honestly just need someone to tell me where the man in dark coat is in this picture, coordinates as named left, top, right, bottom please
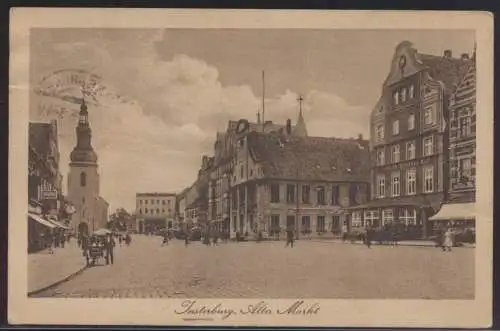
left=105, top=234, right=115, bottom=265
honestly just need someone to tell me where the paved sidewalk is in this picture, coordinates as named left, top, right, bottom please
left=309, top=238, right=475, bottom=248
left=28, top=241, right=87, bottom=295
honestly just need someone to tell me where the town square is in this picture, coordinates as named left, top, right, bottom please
left=26, top=28, right=476, bottom=300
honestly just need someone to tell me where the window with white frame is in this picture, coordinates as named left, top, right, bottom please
left=460, top=117, right=472, bottom=137
left=375, top=124, right=384, bottom=140
left=400, top=208, right=417, bottom=225
left=409, top=85, right=415, bottom=99
left=423, top=136, right=433, bottom=156
left=392, top=119, right=400, bottom=135
left=391, top=172, right=401, bottom=197
left=352, top=211, right=363, bottom=228
left=376, top=174, right=385, bottom=198
left=406, top=141, right=416, bottom=160
left=459, top=158, right=472, bottom=181
left=406, top=169, right=416, bottom=195
left=424, top=106, right=435, bottom=125
left=382, top=209, right=393, bottom=226
left=393, top=91, right=399, bottom=105
left=423, top=165, right=434, bottom=193
left=401, top=88, right=407, bottom=103
left=408, top=114, right=415, bottom=130
left=364, top=210, right=379, bottom=227
left=376, top=149, right=385, bottom=166
left=391, top=144, right=400, bottom=163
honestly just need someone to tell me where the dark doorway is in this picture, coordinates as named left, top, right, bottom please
left=167, top=221, right=172, bottom=229
left=78, top=222, right=89, bottom=236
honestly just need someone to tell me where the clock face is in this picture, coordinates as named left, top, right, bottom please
left=399, top=55, right=407, bottom=69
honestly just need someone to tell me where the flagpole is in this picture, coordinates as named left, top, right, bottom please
left=262, top=70, right=265, bottom=130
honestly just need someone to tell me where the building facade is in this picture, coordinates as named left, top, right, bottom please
left=28, top=120, right=66, bottom=252
left=347, top=41, right=472, bottom=238
left=67, top=100, right=109, bottom=235
left=135, top=192, right=176, bottom=233
left=429, top=54, right=476, bottom=229
left=207, top=115, right=304, bottom=235
left=229, top=125, right=371, bottom=239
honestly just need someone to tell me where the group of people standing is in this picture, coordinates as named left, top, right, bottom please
left=39, top=229, right=70, bottom=254
left=78, top=232, right=132, bottom=266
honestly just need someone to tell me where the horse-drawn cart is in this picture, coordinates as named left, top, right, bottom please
left=87, top=243, right=105, bottom=266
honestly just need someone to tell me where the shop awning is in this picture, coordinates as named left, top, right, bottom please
left=28, top=213, right=56, bottom=228
left=49, top=219, right=71, bottom=230
left=429, top=203, right=475, bottom=221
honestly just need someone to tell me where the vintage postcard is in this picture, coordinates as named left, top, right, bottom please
left=9, top=8, right=493, bottom=327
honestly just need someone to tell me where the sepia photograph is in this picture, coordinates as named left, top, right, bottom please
left=9, top=9, right=493, bottom=327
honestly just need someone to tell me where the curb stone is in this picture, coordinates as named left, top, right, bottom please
left=28, top=264, right=88, bottom=297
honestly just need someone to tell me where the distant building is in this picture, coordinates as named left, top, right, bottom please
left=67, top=100, right=109, bottom=234
left=347, top=41, right=472, bottom=238
left=430, top=52, right=476, bottom=229
left=135, top=192, right=176, bottom=233
left=230, top=126, right=371, bottom=239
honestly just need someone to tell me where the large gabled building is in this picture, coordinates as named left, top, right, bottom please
left=229, top=123, right=371, bottom=239
left=346, top=41, right=472, bottom=238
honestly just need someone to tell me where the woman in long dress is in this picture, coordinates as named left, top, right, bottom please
left=443, top=228, right=454, bottom=252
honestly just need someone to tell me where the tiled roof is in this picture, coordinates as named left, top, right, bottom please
left=247, top=132, right=370, bottom=182
left=416, top=53, right=471, bottom=94
left=29, top=122, right=52, bottom=156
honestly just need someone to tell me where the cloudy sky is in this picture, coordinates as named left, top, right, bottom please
left=29, top=28, right=474, bottom=212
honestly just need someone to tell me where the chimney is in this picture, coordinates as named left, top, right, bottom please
left=286, top=119, right=292, bottom=135
left=461, top=53, right=469, bottom=60
left=444, top=50, right=452, bottom=58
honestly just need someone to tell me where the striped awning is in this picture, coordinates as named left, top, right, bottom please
left=429, top=203, right=475, bottom=221
left=28, top=213, right=56, bottom=228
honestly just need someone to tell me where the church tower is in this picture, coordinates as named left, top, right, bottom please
left=293, top=95, right=308, bottom=137
left=67, top=99, right=102, bottom=234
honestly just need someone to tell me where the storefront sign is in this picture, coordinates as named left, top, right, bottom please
left=42, top=190, right=58, bottom=200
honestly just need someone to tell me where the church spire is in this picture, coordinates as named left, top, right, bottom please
left=293, top=94, right=308, bottom=137
left=70, top=97, right=97, bottom=165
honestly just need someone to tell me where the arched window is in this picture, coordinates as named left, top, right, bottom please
left=80, top=172, right=86, bottom=187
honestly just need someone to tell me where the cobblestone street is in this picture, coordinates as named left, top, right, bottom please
left=33, top=235, right=474, bottom=299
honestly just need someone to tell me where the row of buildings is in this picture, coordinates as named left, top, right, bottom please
left=28, top=100, right=109, bottom=252
left=134, top=41, right=476, bottom=240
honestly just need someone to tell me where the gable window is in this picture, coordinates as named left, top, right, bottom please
left=392, top=119, right=400, bottom=135
left=270, top=184, right=280, bottom=203
left=409, top=85, right=415, bottom=99
left=406, top=169, right=416, bottom=195
left=406, top=141, right=415, bottom=160
left=424, top=106, right=435, bottom=125
left=286, top=184, right=296, bottom=203
left=423, top=136, right=433, bottom=156
left=460, top=117, right=472, bottom=137
left=423, top=165, right=434, bottom=193
left=302, top=185, right=310, bottom=204
left=375, top=124, right=384, bottom=140
left=376, top=174, right=385, bottom=198
left=80, top=172, right=86, bottom=187
left=401, top=88, right=407, bottom=103
left=408, top=114, right=415, bottom=130
left=391, top=144, right=400, bottom=163
left=391, top=172, right=401, bottom=197
left=376, top=149, right=385, bottom=166
left=317, top=186, right=326, bottom=205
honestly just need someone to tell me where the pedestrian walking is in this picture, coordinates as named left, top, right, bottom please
left=161, top=232, right=169, bottom=246
left=105, top=234, right=115, bottom=265
left=118, top=235, right=123, bottom=247
left=60, top=232, right=65, bottom=248
left=47, top=232, right=54, bottom=254
left=184, top=234, right=189, bottom=247
left=285, top=229, right=294, bottom=248
left=365, top=227, right=372, bottom=248
left=125, top=233, right=131, bottom=246
left=442, top=227, right=454, bottom=252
